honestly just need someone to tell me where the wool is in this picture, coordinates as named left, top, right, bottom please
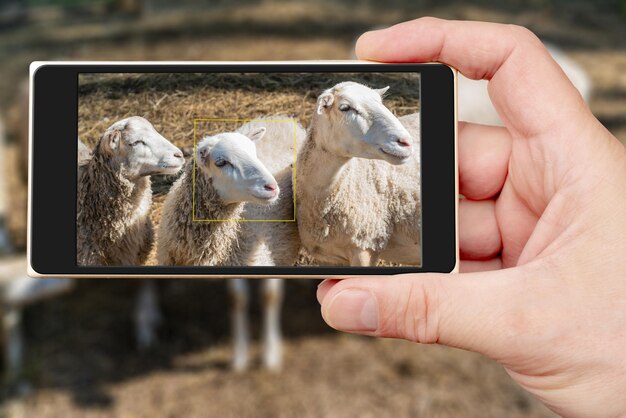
left=297, top=109, right=422, bottom=266
left=77, top=141, right=153, bottom=266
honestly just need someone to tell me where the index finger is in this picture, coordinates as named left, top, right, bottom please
left=356, top=18, right=592, bottom=138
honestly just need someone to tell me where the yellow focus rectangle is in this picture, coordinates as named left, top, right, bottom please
left=192, top=118, right=298, bottom=223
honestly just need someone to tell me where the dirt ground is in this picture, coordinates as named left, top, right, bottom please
left=4, top=279, right=555, bottom=418
left=1, top=1, right=625, bottom=417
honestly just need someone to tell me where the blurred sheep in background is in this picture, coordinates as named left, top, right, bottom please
left=0, top=118, right=11, bottom=256
left=1, top=98, right=74, bottom=392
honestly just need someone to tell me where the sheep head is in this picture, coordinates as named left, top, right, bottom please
left=196, top=127, right=279, bottom=205
left=98, top=116, right=184, bottom=179
left=314, top=81, right=413, bottom=165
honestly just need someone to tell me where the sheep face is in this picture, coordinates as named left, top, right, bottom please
left=100, top=116, right=184, bottom=180
left=196, top=127, right=279, bottom=205
left=315, top=82, right=413, bottom=165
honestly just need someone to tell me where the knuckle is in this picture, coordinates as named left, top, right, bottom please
left=416, top=16, right=440, bottom=26
left=507, top=24, right=543, bottom=47
left=387, top=278, right=442, bottom=344
left=460, top=200, right=502, bottom=258
left=476, top=232, right=502, bottom=258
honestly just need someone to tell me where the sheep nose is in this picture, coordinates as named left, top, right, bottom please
left=174, top=151, right=184, bottom=159
left=264, top=182, right=278, bottom=192
left=396, top=138, right=412, bottom=147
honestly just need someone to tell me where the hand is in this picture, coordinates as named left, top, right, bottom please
left=317, top=18, right=626, bottom=418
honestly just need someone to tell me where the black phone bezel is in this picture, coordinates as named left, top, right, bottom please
left=29, top=62, right=457, bottom=277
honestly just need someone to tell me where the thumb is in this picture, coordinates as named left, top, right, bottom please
left=317, top=269, right=527, bottom=360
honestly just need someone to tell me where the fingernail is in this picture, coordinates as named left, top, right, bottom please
left=325, top=289, right=378, bottom=332
left=317, top=279, right=340, bottom=304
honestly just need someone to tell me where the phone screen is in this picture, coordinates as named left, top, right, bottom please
left=76, top=72, right=421, bottom=268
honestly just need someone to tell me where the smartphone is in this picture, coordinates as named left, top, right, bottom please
left=28, top=61, right=458, bottom=278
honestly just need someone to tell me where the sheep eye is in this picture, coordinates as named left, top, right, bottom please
left=214, top=158, right=230, bottom=168
left=338, top=104, right=352, bottom=112
left=129, top=140, right=145, bottom=147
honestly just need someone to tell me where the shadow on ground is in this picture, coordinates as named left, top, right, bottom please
left=22, top=279, right=324, bottom=407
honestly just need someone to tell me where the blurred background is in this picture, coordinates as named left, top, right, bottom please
left=0, top=1, right=625, bottom=417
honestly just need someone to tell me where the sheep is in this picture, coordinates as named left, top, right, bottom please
left=8, top=80, right=29, bottom=185
left=77, top=116, right=184, bottom=266
left=296, top=81, right=421, bottom=267
left=157, top=119, right=304, bottom=370
left=458, top=43, right=591, bottom=125
left=5, top=80, right=29, bottom=250
left=1, top=116, right=74, bottom=388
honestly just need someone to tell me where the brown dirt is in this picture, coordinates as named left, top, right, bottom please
left=1, top=1, right=625, bottom=417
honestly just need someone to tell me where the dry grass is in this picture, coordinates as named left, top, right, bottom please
left=78, top=72, right=420, bottom=149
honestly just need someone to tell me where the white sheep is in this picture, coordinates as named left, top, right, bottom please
left=77, top=116, right=184, bottom=266
left=297, top=81, right=421, bottom=266
left=458, top=43, right=591, bottom=125
left=157, top=119, right=304, bottom=370
left=77, top=116, right=184, bottom=350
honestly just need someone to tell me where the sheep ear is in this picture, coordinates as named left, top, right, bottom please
left=196, top=137, right=218, bottom=162
left=375, top=86, right=390, bottom=97
left=247, top=127, right=266, bottom=142
left=198, top=146, right=210, bottom=161
left=102, top=130, right=121, bottom=154
left=316, top=92, right=334, bottom=115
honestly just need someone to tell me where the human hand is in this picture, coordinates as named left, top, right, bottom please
left=317, top=18, right=626, bottom=418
